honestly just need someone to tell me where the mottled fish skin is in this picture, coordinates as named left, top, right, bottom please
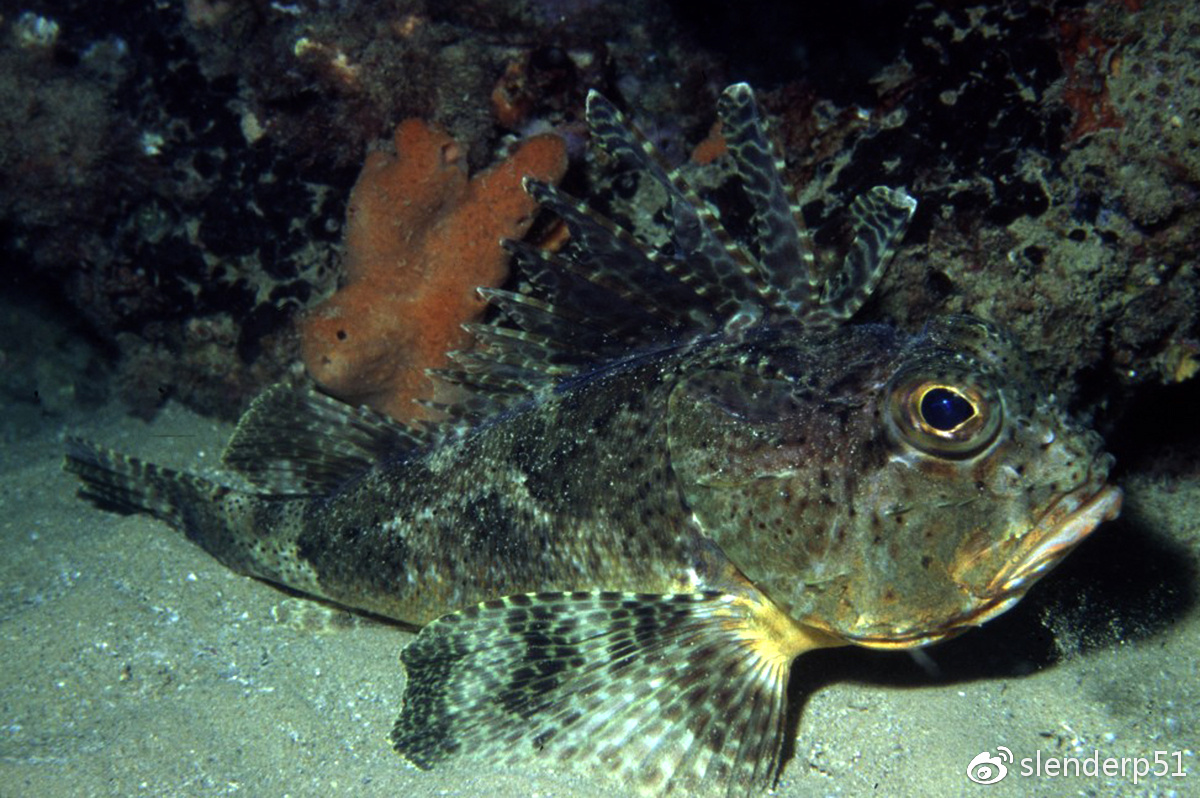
left=668, top=315, right=1116, bottom=648
left=65, top=83, right=1122, bottom=797
left=264, top=343, right=724, bottom=623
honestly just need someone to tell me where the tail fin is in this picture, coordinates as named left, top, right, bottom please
left=64, top=435, right=273, bottom=582
left=64, top=438, right=222, bottom=530
left=65, top=438, right=333, bottom=600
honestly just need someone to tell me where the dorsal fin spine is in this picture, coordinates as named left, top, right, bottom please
left=438, top=85, right=917, bottom=429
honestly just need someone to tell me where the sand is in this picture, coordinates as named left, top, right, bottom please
left=0, top=401, right=1195, bottom=797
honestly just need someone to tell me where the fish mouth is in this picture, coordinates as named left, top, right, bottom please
left=973, top=481, right=1123, bottom=608
left=822, top=481, right=1123, bottom=650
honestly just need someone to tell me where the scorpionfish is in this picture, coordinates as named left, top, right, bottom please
left=66, top=84, right=1122, bottom=796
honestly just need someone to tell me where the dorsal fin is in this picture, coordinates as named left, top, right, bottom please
left=584, top=90, right=762, bottom=323
left=816, top=185, right=918, bottom=325
left=222, top=380, right=428, bottom=495
left=435, top=83, right=918, bottom=424
left=716, top=82, right=822, bottom=314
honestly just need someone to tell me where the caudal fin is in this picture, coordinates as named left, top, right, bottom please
left=64, top=438, right=223, bottom=528
left=66, top=438, right=332, bottom=602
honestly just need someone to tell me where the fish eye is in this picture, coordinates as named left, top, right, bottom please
left=887, top=377, right=1001, bottom=458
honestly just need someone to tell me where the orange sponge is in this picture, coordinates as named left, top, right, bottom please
left=300, top=119, right=567, bottom=422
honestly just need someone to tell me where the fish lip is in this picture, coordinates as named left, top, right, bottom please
left=948, top=480, right=1123, bottom=635
left=816, top=481, right=1124, bottom=650
left=979, top=481, right=1123, bottom=601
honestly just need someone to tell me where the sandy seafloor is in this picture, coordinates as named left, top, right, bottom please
left=0, top=398, right=1197, bottom=798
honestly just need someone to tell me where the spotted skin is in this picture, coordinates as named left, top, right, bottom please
left=64, top=84, right=1121, bottom=796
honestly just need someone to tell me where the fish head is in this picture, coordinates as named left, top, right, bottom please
left=669, top=315, right=1121, bottom=650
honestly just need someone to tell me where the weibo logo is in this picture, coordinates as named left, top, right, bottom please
left=966, top=747, right=1014, bottom=784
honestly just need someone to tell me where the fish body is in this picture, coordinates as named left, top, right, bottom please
left=66, top=84, right=1121, bottom=795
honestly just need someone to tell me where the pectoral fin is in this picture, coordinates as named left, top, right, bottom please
left=392, top=589, right=840, bottom=795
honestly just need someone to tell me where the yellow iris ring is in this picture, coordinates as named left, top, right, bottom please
left=888, top=378, right=1002, bottom=458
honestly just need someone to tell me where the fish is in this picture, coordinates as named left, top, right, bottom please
left=64, top=83, right=1122, bottom=796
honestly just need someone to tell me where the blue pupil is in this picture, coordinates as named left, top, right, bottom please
left=920, top=388, right=974, bottom=431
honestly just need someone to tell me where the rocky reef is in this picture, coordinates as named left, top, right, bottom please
left=1, top=0, right=1197, bottom=437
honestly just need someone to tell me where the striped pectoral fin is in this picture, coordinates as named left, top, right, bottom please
left=392, top=589, right=841, bottom=796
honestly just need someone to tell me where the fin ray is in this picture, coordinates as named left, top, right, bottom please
left=64, top=438, right=218, bottom=527
left=816, top=186, right=918, bottom=324
left=717, top=83, right=821, bottom=316
left=439, top=86, right=917, bottom=421
left=585, top=91, right=763, bottom=322
left=392, top=590, right=833, bottom=795
left=222, top=381, right=424, bottom=494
